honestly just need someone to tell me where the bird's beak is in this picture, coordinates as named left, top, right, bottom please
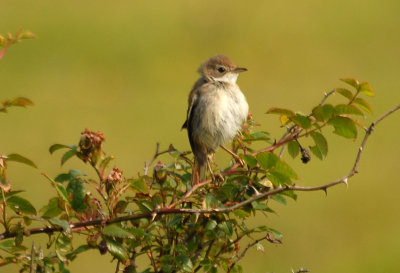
left=234, top=67, right=247, bottom=73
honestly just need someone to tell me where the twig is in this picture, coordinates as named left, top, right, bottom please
left=0, top=105, right=398, bottom=241
left=227, top=234, right=271, bottom=273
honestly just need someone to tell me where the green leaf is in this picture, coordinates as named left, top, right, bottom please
left=328, top=116, right=357, bottom=139
left=41, top=197, right=62, bottom=218
left=274, top=159, right=298, bottom=179
left=56, top=183, right=69, bottom=202
left=167, top=214, right=182, bottom=227
left=105, top=238, right=128, bottom=261
left=272, top=194, right=287, bottom=205
left=242, top=131, right=272, bottom=143
left=49, top=218, right=71, bottom=233
left=99, top=156, right=114, bottom=169
left=176, top=254, right=193, bottom=272
left=5, top=154, right=37, bottom=168
left=256, top=152, right=278, bottom=170
left=334, top=104, right=363, bottom=116
left=205, top=220, right=217, bottom=231
left=267, top=172, right=292, bottom=186
left=205, top=193, right=218, bottom=208
left=233, top=209, right=250, bottom=218
left=312, top=106, right=325, bottom=122
left=335, top=88, right=353, bottom=100
left=266, top=107, right=295, bottom=117
left=241, top=154, right=257, bottom=168
left=61, top=150, right=77, bottom=166
left=281, top=190, right=297, bottom=200
left=49, top=144, right=75, bottom=154
left=130, top=178, right=150, bottom=194
left=354, top=98, right=373, bottom=113
left=0, top=239, right=27, bottom=253
left=66, top=179, right=87, bottom=212
left=322, top=104, right=335, bottom=120
left=359, top=82, right=374, bottom=97
left=7, top=196, right=37, bottom=215
left=103, top=225, right=133, bottom=238
left=340, top=78, right=359, bottom=89
left=128, top=227, right=145, bottom=237
left=290, top=115, right=312, bottom=129
left=310, top=132, right=328, bottom=160
left=66, top=245, right=91, bottom=261
left=287, top=141, right=300, bottom=159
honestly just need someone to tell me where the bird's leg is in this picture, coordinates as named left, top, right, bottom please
left=220, top=145, right=245, bottom=167
left=207, top=155, right=224, bottom=182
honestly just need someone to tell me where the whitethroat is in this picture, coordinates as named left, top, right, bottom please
left=182, top=54, right=249, bottom=182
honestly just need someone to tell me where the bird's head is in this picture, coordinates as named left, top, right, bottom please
left=198, top=54, right=247, bottom=83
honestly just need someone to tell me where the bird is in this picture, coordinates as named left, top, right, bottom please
left=182, top=54, right=249, bottom=183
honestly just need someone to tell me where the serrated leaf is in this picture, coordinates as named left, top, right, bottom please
left=7, top=196, right=36, bottom=215
left=105, top=238, right=129, bottom=261
left=359, top=82, right=374, bottom=97
left=322, top=104, right=335, bottom=120
left=256, top=152, right=278, bottom=170
left=130, top=178, right=150, bottom=194
left=241, top=154, right=257, bottom=168
left=0, top=239, right=27, bottom=253
left=334, top=104, right=363, bottom=116
left=99, top=156, right=114, bottom=169
left=167, top=214, right=182, bottom=227
left=310, top=132, right=328, bottom=159
left=61, top=150, right=77, bottom=165
left=242, top=131, right=272, bottom=142
left=205, top=220, right=217, bottom=231
left=290, top=115, right=312, bottom=129
left=65, top=244, right=91, bottom=261
left=354, top=98, right=373, bottom=113
left=233, top=209, right=250, bottom=218
left=274, top=160, right=298, bottom=180
left=267, top=172, right=292, bottom=186
left=6, top=154, right=37, bottom=168
left=281, top=190, right=297, bottom=200
left=340, top=78, right=359, bottom=89
left=335, top=88, right=353, bottom=100
left=272, top=194, right=287, bottom=205
left=328, top=116, right=357, bottom=139
left=287, top=141, right=300, bottom=159
left=266, top=107, right=295, bottom=117
left=103, top=225, right=133, bottom=238
left=128, top=227, right=145, bottom=237
left=312, top=106, right=325, bottom=122
left=41, top=197, right=62, bottom=218
left=66, top=178, right=87, bottom=212
left=310, top=146, right=323, bottom=160
left=49, top=144, right=75, bottom=154
left=49, top=218, right=71, bottom=233
left=176, top=254, right=193, bottom=272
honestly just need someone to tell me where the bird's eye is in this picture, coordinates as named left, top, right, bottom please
left=217, top=67, right=226, bottom=73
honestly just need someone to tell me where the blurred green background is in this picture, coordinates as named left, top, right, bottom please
left=1, top=0, right=400, bottom=272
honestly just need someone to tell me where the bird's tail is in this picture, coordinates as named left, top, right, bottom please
left=192, top=152, right=207, bottom=184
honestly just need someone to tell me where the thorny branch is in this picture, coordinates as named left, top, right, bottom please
left=227, top=234, right=277, bottom=273
left=0, top=105, right=398, bottom=241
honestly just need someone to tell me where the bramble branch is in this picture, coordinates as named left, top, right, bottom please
left=0, top=105, right=398, bottom=241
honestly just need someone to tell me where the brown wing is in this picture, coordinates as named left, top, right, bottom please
left=182, top=77, right=207, bottom=129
